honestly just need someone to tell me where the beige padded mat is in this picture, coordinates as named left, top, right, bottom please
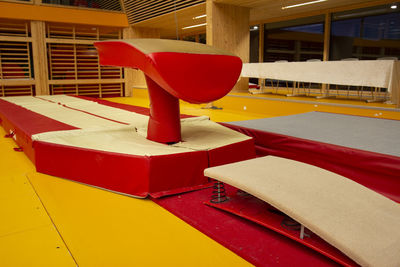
left=32, top=126, right=194, bottom=156
left=135, top=116, right=251, bottom=151
left=2, top=95, right=148, bottom=128
left=32, top=116, right=251, bottom=155
left=204, top=156, right=400, bottom=267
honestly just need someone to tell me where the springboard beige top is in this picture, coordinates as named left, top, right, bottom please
left=204, top=156, right=400, bottom=267
left=102, top=39, right=235, bottom=56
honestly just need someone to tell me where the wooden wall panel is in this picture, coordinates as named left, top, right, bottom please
left=0, top=2, right=129, bottom=27
left=323, top=13, right=331, bottom=62
left=46, top=22, right=124, bottom=97
left=206, top=0, right=250, bottom=92
left=0, top=19, right=34, bottom=96
left=0, top=42, right=31, bottom=79
left=31, top=21, right=49, bottom=95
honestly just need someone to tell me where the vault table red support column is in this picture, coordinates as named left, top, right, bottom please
left=94, top=39, right=242, bottom=143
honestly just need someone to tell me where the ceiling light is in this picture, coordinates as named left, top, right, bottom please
left=182, top=23, right=207, bottom=30
left=282, top=0, right=327, bottom=9
left=250, top=25, right=259, bottom=31
left=391, top=4, right=398, bottom=9
left=193, top=14, right=206, bottom=19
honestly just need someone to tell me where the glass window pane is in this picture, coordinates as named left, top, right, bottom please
left=199, top=34, right=206, bottom=44
left=250, top=27, right=259, bottom=63
left=331, top=18, right=361, bottom=38
left=363, top=13, right=400, bottom=40
left=264, top=16, right=324, bottom=62
left=182, top=35, right=196, bottom=42
left=330, top=4, right=400, bottom=60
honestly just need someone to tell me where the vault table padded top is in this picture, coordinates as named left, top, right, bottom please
left=204, top=156, right=400, bottom=267
left=105, top=39, right=234, bottom=55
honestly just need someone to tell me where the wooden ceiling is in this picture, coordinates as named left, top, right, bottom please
left=123, top=0, right=204, bottom=24
left=131, top=2, right=206, bottom=38
left=128, top=0, right=396, bottom=38
left=215, top=0, right=396, bottom=24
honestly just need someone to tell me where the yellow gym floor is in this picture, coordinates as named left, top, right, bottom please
left=1, top=89, right=399, bottom=266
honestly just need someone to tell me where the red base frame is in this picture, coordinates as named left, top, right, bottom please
left=206, top=189, right=357, bottom=267
left=153, top=184, right=341, bottom=267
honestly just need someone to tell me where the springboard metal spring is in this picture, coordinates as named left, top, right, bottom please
left=210, top=180, right=229, bottom=203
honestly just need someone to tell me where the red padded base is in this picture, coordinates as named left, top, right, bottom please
left=34, top=138, right=256, bottom=198
left=0, top=96, right=255, bottom=197
left=34, top=141, right=211, bottom=198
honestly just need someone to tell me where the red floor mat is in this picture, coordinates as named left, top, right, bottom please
left=152, top=185, right=342, bottom=267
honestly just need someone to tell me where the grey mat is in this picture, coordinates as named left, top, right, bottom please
left=228, top=112, right=400, bottom=157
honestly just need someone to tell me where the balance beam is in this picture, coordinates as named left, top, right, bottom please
left=204, top=156, right=400, bottom=267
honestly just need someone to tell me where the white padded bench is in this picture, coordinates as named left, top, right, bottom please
left=204, top=156, right=400, bottom=267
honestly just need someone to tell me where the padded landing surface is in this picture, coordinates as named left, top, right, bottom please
left=228, top=111, right=400, bottom=157
left=205, top=156, right=400, bottom=267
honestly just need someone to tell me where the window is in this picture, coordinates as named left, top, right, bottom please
left=264, top=15, right=324, bottom=62
left=199, top=33, right=206, bottom=44
left=250, top=26, right=259, bottom=63
left=181, top=33, right=206, bottom=44
left=330, top=4, right=400, bottom=60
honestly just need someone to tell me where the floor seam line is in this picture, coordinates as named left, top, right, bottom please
left=25, top=172, right=80, bottom=267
